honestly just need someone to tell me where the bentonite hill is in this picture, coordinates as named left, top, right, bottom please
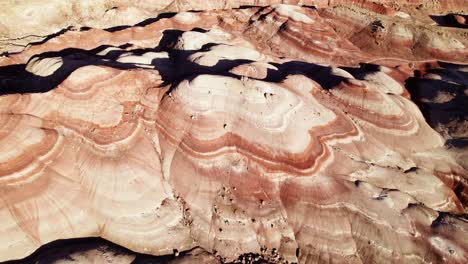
left=0, top=1, right=467, bottom=263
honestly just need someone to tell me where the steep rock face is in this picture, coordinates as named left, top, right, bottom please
left=0, top=2, right=467, bottom=264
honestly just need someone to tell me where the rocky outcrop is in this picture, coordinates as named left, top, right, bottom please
left=1, top=0, right=467, bottom=54
left=0, top=2, right=467, bottom=264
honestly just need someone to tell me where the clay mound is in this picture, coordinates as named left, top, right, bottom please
left=0, top=2, right=467, bottom=264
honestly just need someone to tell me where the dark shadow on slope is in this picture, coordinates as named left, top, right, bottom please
left=105, top=25, right=132, bottom=32
left=135, top=12, right=178, bottom=27
left=0, top=12, right=180, bottom=57
left=191, top=27, right=209, bottom=33
left=0, top=27, right=74, bottom=57
left=266, top=61, right=369, bottom=90
left=0, top=30, right=251, bottom=95
left=0, top=237, right=206, bottom=264
left=155, top=29, right=184, bottom=51
left=29, top=27, right=74, bottom=46
left=405, top=62, right=468, bottom=148
left=0, top=45, right=146, bottom=95
left=430, top=14, right=468, bottom=29
left=301, top=5, right=317, bottom=10
left=79, top=26, right=92, bottom=31
left=104, top=12, right=178, bottom=32
left=237, top=5, right=259, bottom=9
left=340, top=63, right=381, bottom=80
left=1, top=28, right=378, bottom=100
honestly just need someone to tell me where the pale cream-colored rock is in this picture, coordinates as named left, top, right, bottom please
left=1, top=0, right=466, bottom=54
left=0, top=2, right=467, bottom=264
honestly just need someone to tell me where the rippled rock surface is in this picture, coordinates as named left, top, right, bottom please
left=0, top=1, right=467, bottom=263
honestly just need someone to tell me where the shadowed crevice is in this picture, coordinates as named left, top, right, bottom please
left=430, top=14, right=468, bottom=28
left=0, top=237, right=205, bottom=264
left=405, top=61, right=468, bottom=148
left=134, top=12, right=178, bottom=27
left=0, top=27, right=73, bottom=57
left=105, top=12, right=178, bottom=32
left=0, top=28, right=368, bottom=96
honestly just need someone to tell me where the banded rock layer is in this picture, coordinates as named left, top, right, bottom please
left=1, top=0, right=467, bottom=54
left=0, top=2, right=467, bottom=264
